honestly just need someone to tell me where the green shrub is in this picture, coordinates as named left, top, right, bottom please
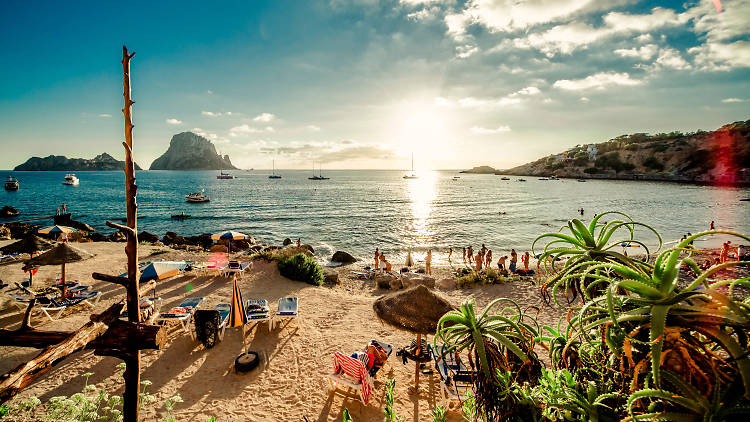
left=643, top=156, right=664, bottom=171
left=277, top=253, right=324, bottom=286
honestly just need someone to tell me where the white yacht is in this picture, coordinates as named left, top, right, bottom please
left=185, top=190, right=210, bottom=203
left=403, top=153, right=418, bottom=179
left=62, top=174, right=79, bottom=186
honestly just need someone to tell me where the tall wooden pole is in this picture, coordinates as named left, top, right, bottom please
left=121, top=45, right=141, bottom=422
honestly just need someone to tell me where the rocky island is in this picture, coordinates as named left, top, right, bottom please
left=460, top=165, right=498, bottom=174
left=149, top=132, right=237, bottom=170
left=501, top=119, right=750, bottom=185
left=14, top=153, right=142, bottom=171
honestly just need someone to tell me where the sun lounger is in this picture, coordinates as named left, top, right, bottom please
left=272, top=297, right=298, bottom=329
left=245, top=299, right=270, bottom=328
left=156, top=297, right=205, bottom=340
left=430, top=344, right=475, bottom=404
left=226, top=261, right=251, bottom=279
left=121, top=297, right=163, bottom=322
left=0, top=254, right=22, bottom=265
left=195, top=303, right=231, bottom=348
left=327, top=339, right=392, bottom=404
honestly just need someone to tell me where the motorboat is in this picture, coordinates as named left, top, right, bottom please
left=62, top=174, right=79, bottom=186
left=403, top=153, right=418, bottom=179
left=577, top=179, right=587, bottom=182
left=518, top=178, right=526, bottom=182
left=171, top=212, right=192, bottom=219
left=500, top=177, right=510, bottom=180
left=185, top=190, right=210, bottom=203
left=269, top=160, right=282, bottom=179
left=216, top=170, right=235, bottom=179
left=4, top=176, right=19, bottom=191
left=538, top=178, right=549, bottom=181
left=549, top=176, right=559, bottom=180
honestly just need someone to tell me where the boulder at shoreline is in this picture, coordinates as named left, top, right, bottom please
left=331, top=251, right=357, bottom=264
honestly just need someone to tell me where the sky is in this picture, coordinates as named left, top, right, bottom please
left=0, top=0, right=749, bottom=171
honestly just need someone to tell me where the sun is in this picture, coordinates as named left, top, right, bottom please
left=390, top=101, right=453, bottom=166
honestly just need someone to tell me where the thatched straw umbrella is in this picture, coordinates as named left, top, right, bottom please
left=2, top=235, right=53, bottom=287
left=373, top=284, right=455, bottom=389
left=25, top=243, right=94, bottom=296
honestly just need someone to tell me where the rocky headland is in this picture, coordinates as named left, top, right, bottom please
left=149, top=132, right=237, bottom=170
left=13, top=153, right=142, bottom=171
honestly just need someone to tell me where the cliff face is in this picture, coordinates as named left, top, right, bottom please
left=502, top=119, right=750, bottom=185
left=460, top=165, right=498, bottom=174
left=14, top=153, right=142, bottom=171
left=149, top=132, right=237, bottom=170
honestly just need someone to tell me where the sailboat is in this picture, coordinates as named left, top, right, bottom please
left=403, top=153, right=418, bottom=179
left=308, top=162, right=330, bottom=180
left=216, top=151, right=235, bottom=179
left=268, top=160, right=282, bottom=179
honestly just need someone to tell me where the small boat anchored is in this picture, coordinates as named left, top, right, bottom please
left=62, top=174, right=79, bottom=186
left=4, top=176, right=19, bottom=191
left=308, top=162, right=330, bottom=180
left=217, top=170, right=235, bottom=179
left=269, top=160, right=282, bottom=179
left=171, top=212, right=192, bottom=219
left=403, top=153, right=418, bottom=179
left=500, top=177, right=510, bottom=180
left=185, top=190, right=210, bottom=203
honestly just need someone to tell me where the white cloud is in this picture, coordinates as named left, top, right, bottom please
left=444, top=12, right=472, bottom=42
left=635, top=33, right=653, bottom=43
left=553, top=72, right=642, bottom=90
left=435, top=85, right=542, bottom=110
left=253, top=112, right=276, bottom=122
left=580, top=97, right=590, bottom=102
left=689, top=40, right=750, bottom=71
left=202, top=111, right=220, bottom=117
left=229, top=124, right=275, bottom=136
left=166, top=118, right=182, bottom=125
left=470, top=125, right=511, bottom=134
left=654, top=48, right=691, bottom=70
left=461, top=0, right=599, bottom=33
left=516, top=86, right=541, bottom=96
left=614, top=44, right=658, bottom=60
left=207, top=90, right=213, bottom=95
left=456, top=44, right=479, bottom=58
left=721, top=98, right=749, bottom=103
left=407, top=6, right=441, bottom=21
left=98, top=113, right=112, bottom=118
left=307, top=125, right=321, bottom=131
left=509, top=7, right=687, bottom=56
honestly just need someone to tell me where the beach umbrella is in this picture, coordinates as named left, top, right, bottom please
left=37, top=225, right=77, bottom=235
left=228, top=277, right=249, bottom=354
left=405, top=250, right=414, bottom=267
left=25, top=242, right=94, bottom=296
left=3, top=235, right=53, bottom=287
left=211, top=231, right=247, bottom=253
left=137, top=262, right=181, bottom=282
left=373, top=284, right=456, bottom=389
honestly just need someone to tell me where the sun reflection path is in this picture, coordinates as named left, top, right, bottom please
left=404, top=171, right=437, bottom=249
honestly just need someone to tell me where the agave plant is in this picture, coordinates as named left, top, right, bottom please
left=533, top=211, right=662, bottom=305
left=533, top=368, right=620, bottom=422
left=435, top=298, right=541, bottom=420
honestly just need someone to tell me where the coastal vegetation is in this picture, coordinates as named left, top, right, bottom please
left=502, top=119, right=750, bottom=184
left=13, top=153, right=142, bottom=171
left=277, top=252, right=324, bottom=286
left=434, top=213, right=750, bottom=421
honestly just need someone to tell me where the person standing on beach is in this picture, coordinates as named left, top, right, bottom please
left=296, top=238, right=301, bottom=248
left=509, top=249, right=518, bottom=273
left=485, top=250, right=492, bottom=269
left=374, top=248, right=379, bottom=269
left=475, top=251, right=483, bottom=272
left=462, top=247, right=466, bottom=262
left=379, top=252, right=386, bottom=270
left=425, top=249, right=432, bottom=275
left=521, top=252, right=530, bottom=271
left=721, top=241, right=730, bottom=263
left=497, top=255, right=507, bottom=271
left=467, top=246, right=473, bottom=264
left=710, top=221, right=715, bottom=230
left=448, top=247, right=453, bottom=263
left=481, top=244, right=487, bottom=255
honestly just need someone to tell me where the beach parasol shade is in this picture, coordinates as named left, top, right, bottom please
left=373, top=284, right=455, bottom=335
left=37, top=225, right=77, bottom=235
left=373, top=284, right=456, bottom=390
left=228, top=277, right=249, bottom=354
left=211, top=231, right=247, bottom=241
left=26, top=243, right=94, bottom=296
left=1, top=235, right=52, bottom=255
left=138, top=262, right=180, bottom=282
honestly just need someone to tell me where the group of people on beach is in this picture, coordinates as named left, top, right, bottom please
left=454, top=244, right=533, bottom=275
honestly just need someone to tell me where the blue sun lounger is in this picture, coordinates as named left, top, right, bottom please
left=272, top=297, right=298, bottom=329
left=156, top=297, right=206, bottom=339
left=245, top=299, right=270, bottom=329
left=430, top=344, right=475, bottom=404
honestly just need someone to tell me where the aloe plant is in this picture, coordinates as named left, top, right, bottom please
left=533, top=212, right=661, bottom=304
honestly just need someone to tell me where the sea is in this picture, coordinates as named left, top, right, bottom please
left=2, top=170, right=749, bottom=265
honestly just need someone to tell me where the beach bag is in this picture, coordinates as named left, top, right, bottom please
left=194, top=310, right=221, bottom=349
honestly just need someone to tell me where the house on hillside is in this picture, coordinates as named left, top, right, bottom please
left=585, top=144, right=599, bottom=160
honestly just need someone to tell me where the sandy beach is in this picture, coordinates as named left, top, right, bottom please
left=0, top=240, right=574, bottom=421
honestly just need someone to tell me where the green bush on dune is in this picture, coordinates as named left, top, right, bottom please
left=277, top=253, right=324, bottom=286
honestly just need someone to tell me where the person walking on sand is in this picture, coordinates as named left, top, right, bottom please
left=425, top=249, right=432, bottom=275
left=467, top=246, right=474, bottom=264
left=485, top=250, right=492, bottom=269
left=509, top=249, right=518, bottom=273
left=521, top=252, right=530, bottom=271
left=710, top=220, right=715, bottom=230
left=374, top=248, right=379, bottom=269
